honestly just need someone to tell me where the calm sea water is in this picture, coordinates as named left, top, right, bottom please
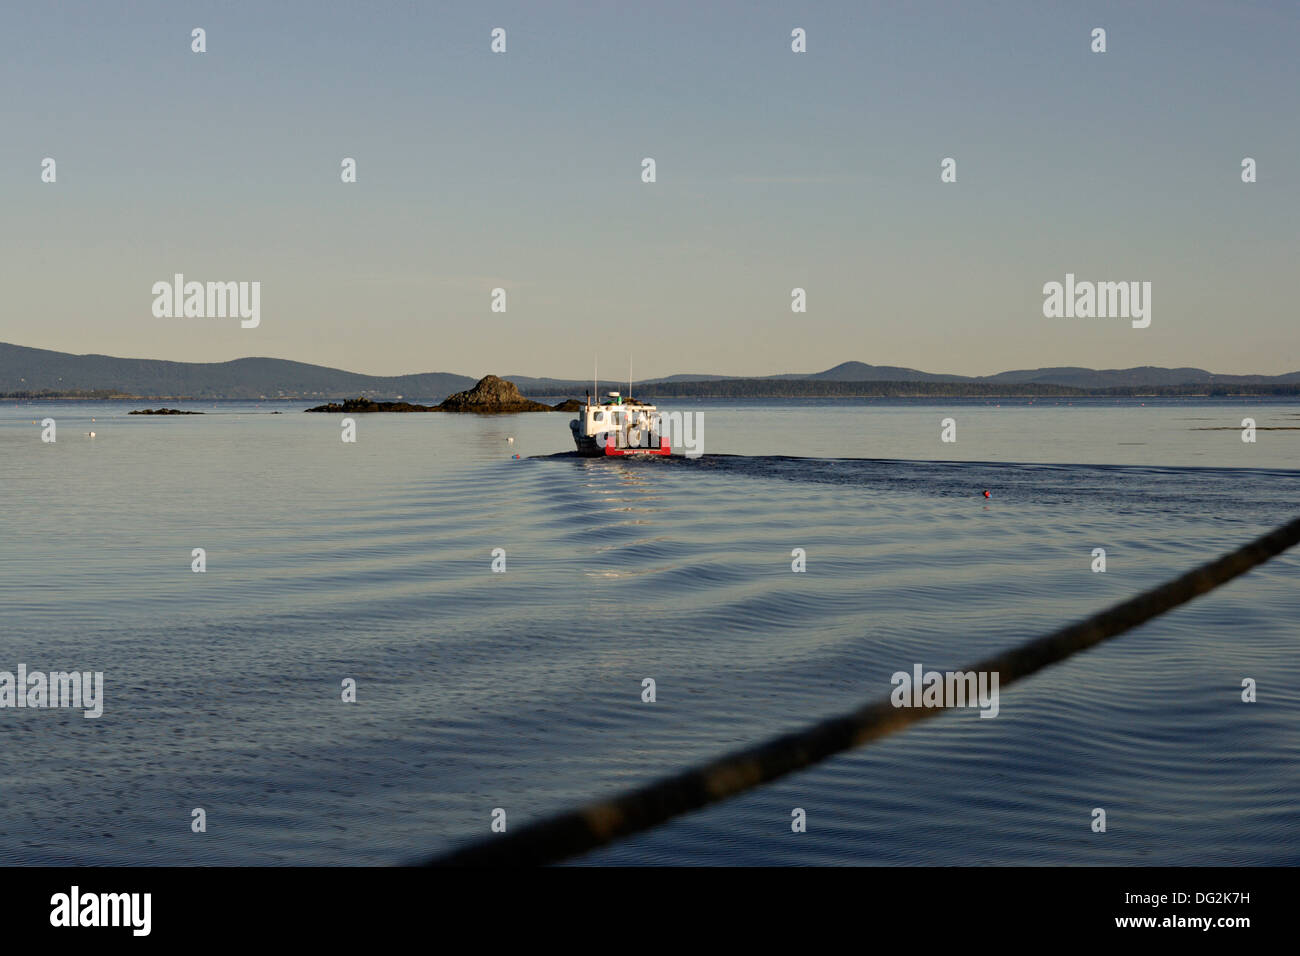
left=2, top=397, right=1298, bottom=865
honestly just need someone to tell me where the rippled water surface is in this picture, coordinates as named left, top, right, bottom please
left=2, top=398, right=1298, bottom=865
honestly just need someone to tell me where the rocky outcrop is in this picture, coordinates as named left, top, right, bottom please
left=437, top=376, right=556, bottom=413
left=129, top=408, right=203, bottom=415
left=304, top=377, right=571, bottom=413
left=304, top=397, right=440, bottom=413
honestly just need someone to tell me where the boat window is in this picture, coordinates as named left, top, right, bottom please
left=592, top=411, right=604, bottom=423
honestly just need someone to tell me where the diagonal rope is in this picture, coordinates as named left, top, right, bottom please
left=425, top=514, right=1300, bottom=866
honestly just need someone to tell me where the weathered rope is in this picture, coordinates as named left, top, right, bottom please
left=426, top=514, right=1300, bottom=866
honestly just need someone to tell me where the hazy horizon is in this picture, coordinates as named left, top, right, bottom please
left=3, top=0, right=1297, bottom=378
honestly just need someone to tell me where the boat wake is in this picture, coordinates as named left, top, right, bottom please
left=528, top=452, right=1300, bottom=520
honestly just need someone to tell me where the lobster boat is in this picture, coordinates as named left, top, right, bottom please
left=570, top=391, right=671, bottom=457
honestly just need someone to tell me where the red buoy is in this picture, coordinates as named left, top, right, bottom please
left=982, top=490, right=990, bottom=498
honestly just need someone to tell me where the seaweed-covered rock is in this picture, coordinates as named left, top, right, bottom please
left=304, top=397, right=440, bottom=413
left=437, top=376, right=556, bottom=413
left=129, top=408, right=203, bottom=415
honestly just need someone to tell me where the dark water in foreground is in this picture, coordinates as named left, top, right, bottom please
left=1, top=398, right=1298, bottom=864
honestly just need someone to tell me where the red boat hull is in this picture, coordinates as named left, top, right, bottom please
left=604, top=436, right=671, bottom=456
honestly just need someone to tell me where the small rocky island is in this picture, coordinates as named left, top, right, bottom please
left=438, top=375, right=558, bottom=413
left=305, top=375, right=577, bottom=414
left=129, top=408, right=203, bottom=415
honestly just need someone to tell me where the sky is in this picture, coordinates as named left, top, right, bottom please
left=1, top=0, right=1296, bottom=379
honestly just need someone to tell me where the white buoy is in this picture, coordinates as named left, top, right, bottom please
left=87, top=431, right=96, bottom=438
left=507, top=436, right=515, bottom=443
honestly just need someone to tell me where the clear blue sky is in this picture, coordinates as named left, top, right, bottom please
left=1, top=0, right=1296, bottom=378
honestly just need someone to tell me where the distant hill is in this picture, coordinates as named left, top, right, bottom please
left=802, top=361, right=1300, bottom=387
left=0, top=343, right=475, bottom=400
left=807, top=361, right=973, bottom=382
left=2, top=342, right=1297, bottom=399
left=979, top=365, right=1300, bottom=387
